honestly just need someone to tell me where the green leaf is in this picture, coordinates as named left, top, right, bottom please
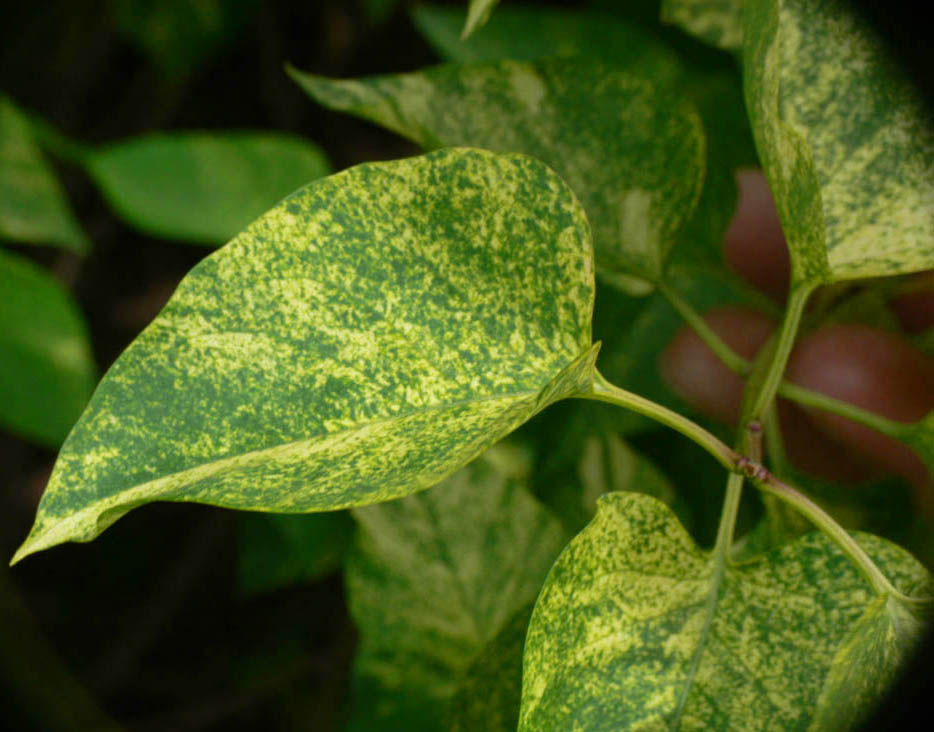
left=0, top=249, right=96, bottom=446
left=411, top=4, right=682, bottom=88
left=85, top=131, right=331, bottom=245
left=519, top=492, right=931, bottom=731
left=290, top=58, right=705, bottom=286
left=661, top=0, right=745, bottom=51
left=12, top=148, right=596, bottom=564
left=237, top=510, right=354, bottom=595
left=811, top=594, right=924, bottom=730
left=462, top=0, right=500, bottom=38
left=0, top=97, right=88, bottom=252
left=744, top=0, right=934, bottom=285
left=345, top=453, right=569, bottom=730
left=448, top=603, right=533, bottom=732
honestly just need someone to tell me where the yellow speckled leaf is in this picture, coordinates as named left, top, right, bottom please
left=0, top=97, right=88, bottom=252
left=12, top=148, right=595, bottom=564
left=810, top=594, right=924, bottom=731
left=519, top=492, right=931, bottom=731
left=661, top=0, right=745, bottom=51
left=345, top=452, right=569, bottom=730
left=744, top=0, right=934, bottom=285
left=289, top=58, right=705, bottom=286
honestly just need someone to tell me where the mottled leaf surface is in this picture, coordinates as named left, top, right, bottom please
left=0, top=97, right=87, bottom=252
left=412, top=4, right=682, bottom=88
left=86, top=132, right=330, bottom=244
left=237, top=510, right=354, bottom=595
left=291, top=58, right=704, bottom=284
left=661, top=0, right=744, bottom=51
left=12, top=148, right=595, bottom=563
left=462, top=0, right=499, bottom=38
left=810, top=594, right=924, bottom=731
left=519, top=492, right=931, bottom=731
left=744, top=0, right=934, bottom=285
left=345, top=454, right=569, bottom=730
left=0, top=249, right=96, bottom=446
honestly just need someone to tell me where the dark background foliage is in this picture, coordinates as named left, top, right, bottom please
left=0, top=1, right=931, bottom=730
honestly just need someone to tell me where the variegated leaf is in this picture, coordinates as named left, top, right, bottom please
left=12, top=148, right=595, bottom=564
left=290, top=58, right=705, bottom=286
left=744, top=0, right=934, bottom=285
left=519, top=492, right=931, bottom=731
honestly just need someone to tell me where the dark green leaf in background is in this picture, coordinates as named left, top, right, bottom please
left=411, top=4, right=683, bottom=89
left=344, top=452, right=569, bottom=730
left=110, top=0, right=259, bottom=77
left=85, top=132, right=331, bottom=245
left=0, top=249, right=96, bottom=446
left=290, top=58, right=705, bottom=286
left=13, top=148, right=596, bottom=564
left=0, top=97, right=88, bottom=252
left=519, top=492, right=931, bottom=731
left=237, top=510, right=354, bottom=595
left=744, top=0, right=934, bottom=286
left=447, top=603, right=533, bottom=732
left=661, top=0, right=745, bottom=51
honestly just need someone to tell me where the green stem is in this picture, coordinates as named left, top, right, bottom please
left=715, top=472, right=745, bottom=557
left=776, top=382, right=905, bottom=436
left=744, top=282, right=814, bottom=423
left=660, top=283, right=910, bottom=438
left=586, top=371, right=739, bottom=471
left=755, top=470, right=926, bottom=606
left=657, top=282, right=749, bottom=374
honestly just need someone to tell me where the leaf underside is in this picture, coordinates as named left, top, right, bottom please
left=13, top=148, right=595, bottom=564
left=519, top=492, right=931, bottom=731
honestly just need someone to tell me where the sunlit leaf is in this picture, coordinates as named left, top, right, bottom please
left=86, top=132, right=331, bottom=244
left=661, top=0, right=744, bottom=51
left=744, top=0, right=934, bottom=285
left=0, top=97, right=88, bottom=252
left=0, top=249, right=95, bottom=446
left=290, top=58, right=704, bottom=286
left=345, top=453, right=569, bottom=730
left=519, top=492, right=931, bottom=730
left=12, top=148, right=596, bottom=564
